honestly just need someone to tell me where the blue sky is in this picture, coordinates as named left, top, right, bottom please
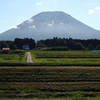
left=0, top=0, right=100, bottom=33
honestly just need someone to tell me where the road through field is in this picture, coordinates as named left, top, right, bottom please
left=27, top=52, right=33, bottom=63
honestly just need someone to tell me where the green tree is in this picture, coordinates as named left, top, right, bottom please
left=0, top=41, right=7, bottom=49
left=95, top=44, right=100, bottom=50
left=75, top=43, right=85, bottom=50
left=9, top=42, right=17, bottom=50
left=67, top=40, right=75, bottom=50
left=88, top=44, right=94, bottom=50
left=14, top=38, right=35, bottom=49
left=36, top=42, right=47, bottom=48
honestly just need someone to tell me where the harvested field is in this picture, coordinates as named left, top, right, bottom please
left=0, top=50, right=100, bottom=99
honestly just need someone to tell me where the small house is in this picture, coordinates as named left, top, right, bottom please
left=22, top=45, right=29, bottom=50
left=2, top=48, right=10, bottom=53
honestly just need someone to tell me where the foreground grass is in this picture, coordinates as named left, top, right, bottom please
left=0, top=50, right=100, bottom=99
left=0, top=67, right=100, bottom=82
left=0, top=67, right=100, bottom=95
left=1, top=96, right=100, bottom=100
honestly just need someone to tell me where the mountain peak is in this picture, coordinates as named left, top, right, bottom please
left=0, top=11, right=100, bottom=41
left=32, top=11, right=71, bottom=20
left=33, top=11, right=70, bottom=17
left=30, top=11, right=74, bottom=26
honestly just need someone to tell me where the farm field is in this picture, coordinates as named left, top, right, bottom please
left=0, top=96, right=100, bottom=100
left=0, top=50, right=100, bottom=99
left=31, top=51, right=100, bottom=66
left=0, top=50, right=26, bottom=63
left=0, top=50, right=27, bottom=66
left=31, top=50, right=100, bottom=58
left=1, top=50, right=100, bottom=66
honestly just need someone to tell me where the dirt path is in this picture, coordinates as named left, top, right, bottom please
left=27, top=52, right=33, bottom=63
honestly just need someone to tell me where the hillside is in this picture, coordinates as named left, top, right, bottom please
left=0, top=11, right=100, bottom=40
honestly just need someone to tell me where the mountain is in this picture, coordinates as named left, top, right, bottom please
left=0, top=11, right=100, bottom=41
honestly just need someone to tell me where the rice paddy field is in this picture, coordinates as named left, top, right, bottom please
left=31, top=51, right=100, bottom=66
left=1, top=96, right=100, bottom=100
left=0, top=50, right=100, bottom=99
left=0, top=50, right=26, bottom=63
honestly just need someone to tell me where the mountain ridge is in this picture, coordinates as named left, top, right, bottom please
left=0, top=11, right=100, bottom=40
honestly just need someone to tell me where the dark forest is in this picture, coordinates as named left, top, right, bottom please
left=0, top=37, right=100, bottom=50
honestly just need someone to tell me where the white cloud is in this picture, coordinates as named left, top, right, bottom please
left=88, top=10, right=95, bottom=14
left=29, top=25, right=36, bottom=29
left=12, top=26, right=20, bottom=29
left=28, top=19, right=34, bottom=23
left=36, top=2, right=42, bottom=6
left=48, top=24, right=53, bottom=27
left=94, top=7, right=100, bottom=10
left=88, top=6, right=100, bottom=15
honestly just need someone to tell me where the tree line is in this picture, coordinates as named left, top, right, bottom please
left=0, top=38, right=35, bottom=50
left=0, top=37, right=100, bottom=50
left=36, top=37, right=100, bottom=50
